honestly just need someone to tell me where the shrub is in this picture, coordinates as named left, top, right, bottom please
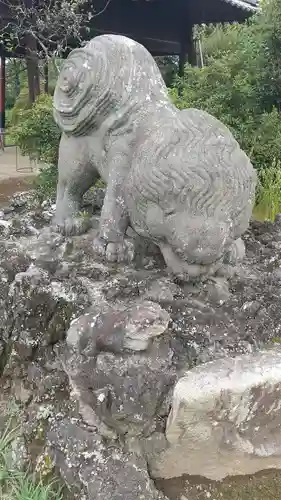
left=171, top=83, right=281, bottom=174
left=170, top=0, right=281, bottom=173
left=33, top=164, right=59, bottom=203
left=10, top=94, right=60, bottom=201
left=169, top=47, right=281, bottom=172
left=11, top=93, right=60, bottom=166
left=170, top=4, right=281, bottom=220
left=11, top=93, right=105, bottom=203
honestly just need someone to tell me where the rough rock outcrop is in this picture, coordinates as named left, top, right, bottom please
left=47, top=419, right=167, bottom=500
left=2, top=192, right=281, bottom=499
left=61, top=301, right=174, bottom=438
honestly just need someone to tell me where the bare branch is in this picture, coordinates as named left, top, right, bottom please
left=0, top=0, right=111, bottom=59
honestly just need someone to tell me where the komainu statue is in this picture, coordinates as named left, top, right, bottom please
left=53, top=34, right=257, bottom=281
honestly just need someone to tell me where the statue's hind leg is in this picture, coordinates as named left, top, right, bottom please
left=53, top=134, right=98, bottom=235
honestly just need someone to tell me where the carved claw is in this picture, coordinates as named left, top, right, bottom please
left=93, top=237, right=134, bottom=263
left=223, top=238, right=245, bottom=265
left=92, top=236, right=107, bottom=256
left=53, top=216, right=92, bottom=236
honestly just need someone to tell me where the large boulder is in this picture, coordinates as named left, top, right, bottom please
left=150, top=348, right=281, bottom=481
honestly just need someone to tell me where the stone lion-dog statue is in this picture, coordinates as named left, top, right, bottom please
left=53, top=34, right=256, bottom=281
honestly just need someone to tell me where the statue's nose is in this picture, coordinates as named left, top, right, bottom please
left=60, top=67, right=79, bottom=93
left=61, top=78, right=69, bottom=91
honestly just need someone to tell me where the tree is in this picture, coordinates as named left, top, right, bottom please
left=259, top=0, right=281, bottom=111
left=170, top=0, right=281, bottom=172
left=5, top=58, right=26, bottom=108
left=0, top=0, right=101, bottom=101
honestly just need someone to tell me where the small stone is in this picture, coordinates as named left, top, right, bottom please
left=2, top=205, right=15, bottom=215
left=123, top=301, right=170, bottom=351
left=143, top=278, right=182, bottom=303
left=13, top=381, right=32, bottom=404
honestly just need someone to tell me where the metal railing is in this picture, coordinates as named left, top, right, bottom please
left=0, top=141, right=38, bottom=173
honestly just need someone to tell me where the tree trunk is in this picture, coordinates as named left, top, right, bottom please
left=0, top=56, right=5, bottom=151
left=25, top=35, right=40, bottom=103
left=44, top=60, right=49, bottom=93
left=13, top=59, right=21, bottom=98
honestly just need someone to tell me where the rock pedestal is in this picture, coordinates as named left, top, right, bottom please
left=2, top=194, right=281, bottom=498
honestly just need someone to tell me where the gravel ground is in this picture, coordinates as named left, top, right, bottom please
left=0, top=176, right=35, bottom=205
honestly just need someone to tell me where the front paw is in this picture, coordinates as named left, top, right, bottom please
left=93, top=236, right=134, bottom=263
left=53, top=215, right=92, bottom=236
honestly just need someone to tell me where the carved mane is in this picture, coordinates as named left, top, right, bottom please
left=53, top=34, right=171, bottom=136
left=125, top=108, right=256, bottom=239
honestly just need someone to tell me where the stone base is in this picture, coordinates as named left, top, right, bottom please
left=2, top=196, right=281, bottom=496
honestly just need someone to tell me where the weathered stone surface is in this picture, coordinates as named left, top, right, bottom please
left=143, top=278, right=183, bottom=303
left=53, top=34, right=256, bottom=281
left=0, top=223, right=92, bottom=374
left=66, top=300, right=170, bottom=353
left=4, top=192, right=281, bottom=497
left=3, top=263, right=90, bottom=358
left=47, top=419, right=167, bottom=500
left=150, top=348, right=281, bottom=481
left=61, top=302, right=175, bottom=437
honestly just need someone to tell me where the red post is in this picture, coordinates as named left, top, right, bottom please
left=0, top=55, right=5, bottom=150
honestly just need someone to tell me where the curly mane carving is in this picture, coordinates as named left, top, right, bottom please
left=53, top=34, right=170, bottom=136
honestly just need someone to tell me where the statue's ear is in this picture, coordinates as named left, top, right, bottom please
left=146, top=204, right=170, bottom=239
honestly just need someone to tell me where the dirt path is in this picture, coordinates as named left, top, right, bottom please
left=0, top=146, right=39, bottom=205
left=0, top=175, right=36, bottom=205
left=156, top=469, right=281, bottom=499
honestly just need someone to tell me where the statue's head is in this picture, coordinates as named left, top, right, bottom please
left=53, top=34, right=170, bottom=136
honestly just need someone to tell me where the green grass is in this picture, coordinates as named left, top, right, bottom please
left=0, top=419, right=62, bottom=500
left=9, top=475, right=62, bottom=500
left=253, top=160, right=281, bottom=222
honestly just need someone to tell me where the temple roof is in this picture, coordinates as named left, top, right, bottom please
left=224, top=0, right=258, bottom=11
left=0, top=0, right=260, bottom=57
left=88, top=0, right=260, bottom=56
